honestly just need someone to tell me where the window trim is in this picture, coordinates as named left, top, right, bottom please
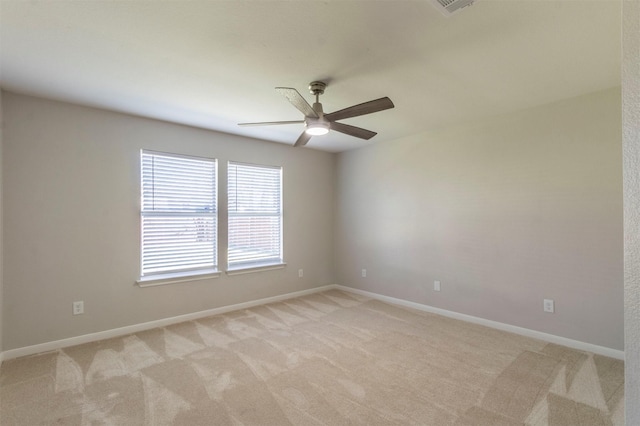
left=225, top=263, right=287, bottom=276
left=136, top=269, right=221, bottom=287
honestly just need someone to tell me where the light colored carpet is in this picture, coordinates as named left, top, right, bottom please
left=0, top=289, right=624, bottom=425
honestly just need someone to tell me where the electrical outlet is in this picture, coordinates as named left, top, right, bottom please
left=73, top=301, right=84, bottom=315
left=543, top=299, right=554, bottom=313
left=298, top=269, right=304, bottom=278
left=434, top=280, right=441, bottom=291
left=361, top=269, right=367, bottom=278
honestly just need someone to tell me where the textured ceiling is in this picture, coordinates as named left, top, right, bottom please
left=0, top=0, right=622, bottom=152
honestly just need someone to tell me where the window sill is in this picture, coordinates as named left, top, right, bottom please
left=226, top=262, right=287, bottom=276
left=137, top=269, right=221, bottom=287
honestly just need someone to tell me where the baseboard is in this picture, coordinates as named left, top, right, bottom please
left=0, top=285, right=336, bottom=361
left=335, top=285, right=625, bottom=360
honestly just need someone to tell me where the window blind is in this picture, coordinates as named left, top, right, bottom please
left=141, top=151, right=217, bottom=277
left=228, top=161, right=282, bottom=269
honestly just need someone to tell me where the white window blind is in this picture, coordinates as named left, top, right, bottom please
left=228, top=161, right=282, bottom=269
left=141, top=151, right=217, bottom=277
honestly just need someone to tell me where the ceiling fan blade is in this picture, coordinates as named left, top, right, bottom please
left=330, top=122, right=377, bottom=140
left=275, top=87, right=319, bottom=118
left=238, top=120, right=304, bottom=127
left=324, top=97, right=394, bottom=122
left=293, top=131, right=312, bottom=147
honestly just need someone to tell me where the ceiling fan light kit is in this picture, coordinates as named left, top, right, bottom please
left=305, top=120, right=330, bottom=136
left=238, top=81, right=394, bottom=147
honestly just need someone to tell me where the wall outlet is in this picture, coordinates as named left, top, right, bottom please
left=298, top=269, right=303, bottom=278
left=434, top=280, right=441, bottom=291
left=361, top=269, right=367, bottom=278
left=73, top=301, right=84, bottom=315
left=543, top=299, right=554, bottom=313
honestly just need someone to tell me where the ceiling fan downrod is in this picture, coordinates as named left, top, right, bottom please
left=309, top=81, right=326, bottom=117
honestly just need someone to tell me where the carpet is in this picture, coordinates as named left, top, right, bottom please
left=0, top=289, right=625, bottom=425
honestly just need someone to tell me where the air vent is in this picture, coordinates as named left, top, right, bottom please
left=429, top=0, right=475, bottom=16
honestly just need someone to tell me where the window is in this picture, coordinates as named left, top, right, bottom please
left=228, top=161, right=283, bottom=270
left=140, top=150, right=217, bottom=279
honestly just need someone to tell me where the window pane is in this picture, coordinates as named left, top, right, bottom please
left=141, top=151, right=217, bottom=276
left=142, top=153, right=216, bottom=212
left=142, top=215, right=217, bottom=275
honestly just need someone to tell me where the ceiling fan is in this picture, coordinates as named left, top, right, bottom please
left=238, top=81, right=394, bottom=147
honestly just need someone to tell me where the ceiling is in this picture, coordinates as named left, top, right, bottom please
left=0, top=0, right=622, bottom=153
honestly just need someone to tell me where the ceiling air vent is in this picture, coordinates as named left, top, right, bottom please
left=429, top=0, right=475, bottom=16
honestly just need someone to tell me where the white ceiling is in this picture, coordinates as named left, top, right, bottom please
left=0, top=0, right=621, bottom=152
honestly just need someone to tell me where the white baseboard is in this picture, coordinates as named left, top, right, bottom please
left=335, top=285, right=625, bottom=360
left=1, top=283, right=624, bottom=362
left=0, top=285, right=335, bottom=361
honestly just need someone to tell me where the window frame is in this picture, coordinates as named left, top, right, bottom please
left=138, top=150, right=219, bottom=286
left=227, top=160, right=284, bottom=272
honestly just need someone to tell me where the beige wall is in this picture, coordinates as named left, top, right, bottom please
left=1, top=92, right=335, bottom=351
left=623, top=0, right=640, bottom=422
left=0, top=89, right=3, bottom=356
left=335, top=88, right=623, bottom=350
